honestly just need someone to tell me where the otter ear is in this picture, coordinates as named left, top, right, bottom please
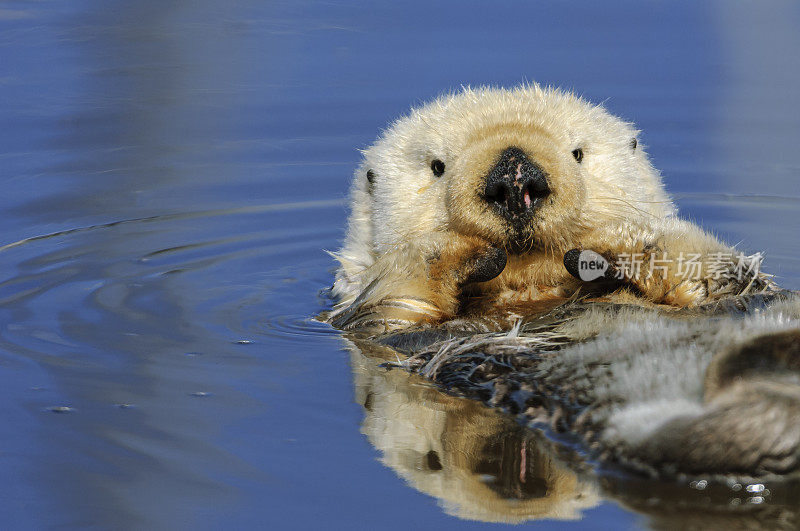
left=630, top=138, right=638, bottom=151
left=366, top=169, right=375, bottom=194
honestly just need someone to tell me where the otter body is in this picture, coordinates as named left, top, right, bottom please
left=327, top=85, right=799, bottom=482
left=386, top=294, right=800, bottom=481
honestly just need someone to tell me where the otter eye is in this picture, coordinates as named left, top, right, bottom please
left=630, top=138, right=637, bottom=150
left=431, top=159, right=445, bottom=177
left=571, top=148, right=583, bottom=163
left=366, top=169, right=375, bottom=183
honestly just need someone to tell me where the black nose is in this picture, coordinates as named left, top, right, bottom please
left=483, top=147, right=550, bottom=218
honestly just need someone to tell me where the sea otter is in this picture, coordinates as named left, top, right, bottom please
left=326, top=85, right=800, bottom=482
left=329, top=85, right=771, bottom=331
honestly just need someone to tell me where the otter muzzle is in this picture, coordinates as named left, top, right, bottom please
left=483, top=146, right=550, bottom=220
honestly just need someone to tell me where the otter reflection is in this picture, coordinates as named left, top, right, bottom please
left=348, top=337, right=598, bottom=523
left=346, top=337, right=800, bottom=528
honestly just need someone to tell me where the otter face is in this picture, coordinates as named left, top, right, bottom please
left=445, top=125, right=588, bottom=254
left=358, top=85, right=674, bottom=256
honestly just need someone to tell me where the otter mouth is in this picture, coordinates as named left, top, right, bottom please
left=503, top=235, right=541, bottom=255
left=483, top=181, right=549, bottom=218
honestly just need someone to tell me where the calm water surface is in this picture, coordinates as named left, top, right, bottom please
left=1, top=1, right=800, bottom=529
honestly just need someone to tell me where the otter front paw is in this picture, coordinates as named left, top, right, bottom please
left=330, top=296, right=443, bottom=333
left=564, top=245, right=773, bottom=307
left=459, top=245, right=507, bottom=286
left=569, top=219, right=778, bottom=307
left=425, top=237, right=508, bottom=310
left=331, top=235, right=506, bottom=332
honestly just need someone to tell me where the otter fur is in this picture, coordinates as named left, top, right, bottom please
left=326, top=85, right=800, bottom=482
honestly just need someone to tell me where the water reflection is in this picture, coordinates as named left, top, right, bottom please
left=348, top=337, right=598, bottom=523
left=347, top=337, right=800, bottom=528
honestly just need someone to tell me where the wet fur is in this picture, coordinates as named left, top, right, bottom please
left=389, top=294, right=800, bottom=481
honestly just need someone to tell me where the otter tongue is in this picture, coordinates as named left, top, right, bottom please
left=523, top=187, right=532, bottom=208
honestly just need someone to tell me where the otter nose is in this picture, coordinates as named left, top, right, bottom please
left=483, top=146, right=550, bottom=217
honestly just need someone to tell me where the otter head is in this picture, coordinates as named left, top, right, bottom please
left=360, top=85, right=674, bottom=256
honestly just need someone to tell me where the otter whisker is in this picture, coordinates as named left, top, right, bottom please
left=591, top=197, right=661, bottom=219
left=594, top=196, right=673, bottom=204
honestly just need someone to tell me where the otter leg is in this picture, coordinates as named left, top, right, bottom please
left=624, top=329, right=800, bottom=477
left=330, top=234, right=506, bottom=332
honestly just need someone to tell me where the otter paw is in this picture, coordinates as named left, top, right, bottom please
left=563, top=249, right=620, bottom=283
left=564, top=245, right=774, bottom=307
left=330, top=297, right=442, bottom=333
left=460, top=245, right=507, bottom=286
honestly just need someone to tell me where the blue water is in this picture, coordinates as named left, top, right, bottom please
left=1, top=0, right=799, bottom=528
